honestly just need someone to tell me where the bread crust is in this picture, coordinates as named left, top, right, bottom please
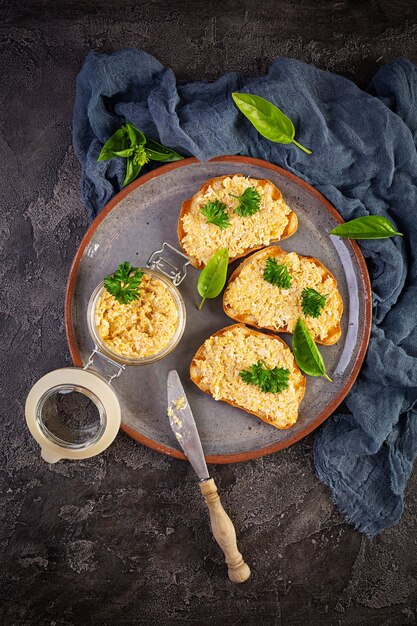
left=223, top=246, right=343, bottom=345
left=190, top=323, right=306, bottom=429
left=178, top=175, right=298, bottom=269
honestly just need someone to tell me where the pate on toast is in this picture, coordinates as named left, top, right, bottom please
left=190, top=324, right=306, bottom=430
left=223, top=246, right=343, bottom=345
left=178, top=174, right=298, bottom=269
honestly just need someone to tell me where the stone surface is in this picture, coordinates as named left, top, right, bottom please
left=1, top=1, right=417, bottom=624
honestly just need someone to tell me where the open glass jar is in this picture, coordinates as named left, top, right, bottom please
left=87, top=269, right=186, bottom=366
left=25, top=243, right=189, bottom=463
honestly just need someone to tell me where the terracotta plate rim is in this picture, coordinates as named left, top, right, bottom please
left=65, top=155, right=372, bottom=464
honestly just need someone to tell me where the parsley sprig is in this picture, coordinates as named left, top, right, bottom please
left=301, top=287, right=327, bottom=318
left=230, top=186, right=261, bottom=217
left=263, top=257, right=292, bottom=289
left=239, top=360, right=290, bottom=394
left=104, top=262, right=144, bottom=305
left=201, top=199, right=230, bottom=230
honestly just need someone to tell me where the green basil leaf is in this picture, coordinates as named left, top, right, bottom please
left=123, top=156, right=142, bottom=187
left=125, top=123, right=146, bottom=147
left=232, top=92, right=312, bottom=155
left=113, top=148, right=135, bottom=157
left=197, top=248, right=229, bottom=309
left=144, top=137, right=184, bottom=162
left=292, top=318, right=332, bottom=381
left=97, top=127, right=128, bottom=161
left=97, top=146, right=118, bottom=161
left=329, top=216, right=403, bottom=239
left=98, top=122, right=183, bottom=188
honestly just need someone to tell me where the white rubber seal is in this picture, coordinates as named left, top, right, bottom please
left=25, top=368, right=121, bottom=463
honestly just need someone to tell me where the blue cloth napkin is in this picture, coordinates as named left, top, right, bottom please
left=73, top=49, right=417, bottom=536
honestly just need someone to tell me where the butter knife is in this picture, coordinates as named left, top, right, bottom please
left=167, top=369, right=250, bottom=583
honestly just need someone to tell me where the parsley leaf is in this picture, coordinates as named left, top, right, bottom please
left=104, top=262, right=144, bottom=305
left=301, top=287, right=327, bottom=318
left=263, top=257, right=292, bottom=289
left=201, top=199, right=230, bottom=229
left=230, top=186, right=261, bottom=217
left=239, top=360, right=290, bottom=394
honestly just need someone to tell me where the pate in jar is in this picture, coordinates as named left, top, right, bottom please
left=88, top=267, right=186, bottom=365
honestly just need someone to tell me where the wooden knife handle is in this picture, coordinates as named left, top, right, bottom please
left=199, top=478, right=251, bottom=583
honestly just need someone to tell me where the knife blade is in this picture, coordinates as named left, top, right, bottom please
left=167, top=369, right=209, bottom=481
left=166, top=369, right=251, bottom=583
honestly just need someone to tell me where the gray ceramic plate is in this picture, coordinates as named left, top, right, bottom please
left=66, top=156, right=371, bottom=463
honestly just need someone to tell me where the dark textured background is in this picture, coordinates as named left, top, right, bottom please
left=2, top=1, right=417, bottom=624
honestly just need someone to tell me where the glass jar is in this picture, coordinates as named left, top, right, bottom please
left=25, top=244, right=189, bottom=463
left=87, top=269, right=186, bottom=366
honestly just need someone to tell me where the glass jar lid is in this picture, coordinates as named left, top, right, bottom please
left=25, top=368, right=121, bottom=463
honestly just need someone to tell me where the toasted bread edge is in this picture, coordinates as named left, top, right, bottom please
left=189, top=323, right=306, bottom=430
left=223, top=247, right=344, bottom=345
left=177, top=175, right=298, bottom=269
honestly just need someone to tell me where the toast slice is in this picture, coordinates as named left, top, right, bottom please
left=223, top=246, right=343, bottom=345
left=190, top=324, right=306, bottom=430
left=178, top=174, right=298, bottom=269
